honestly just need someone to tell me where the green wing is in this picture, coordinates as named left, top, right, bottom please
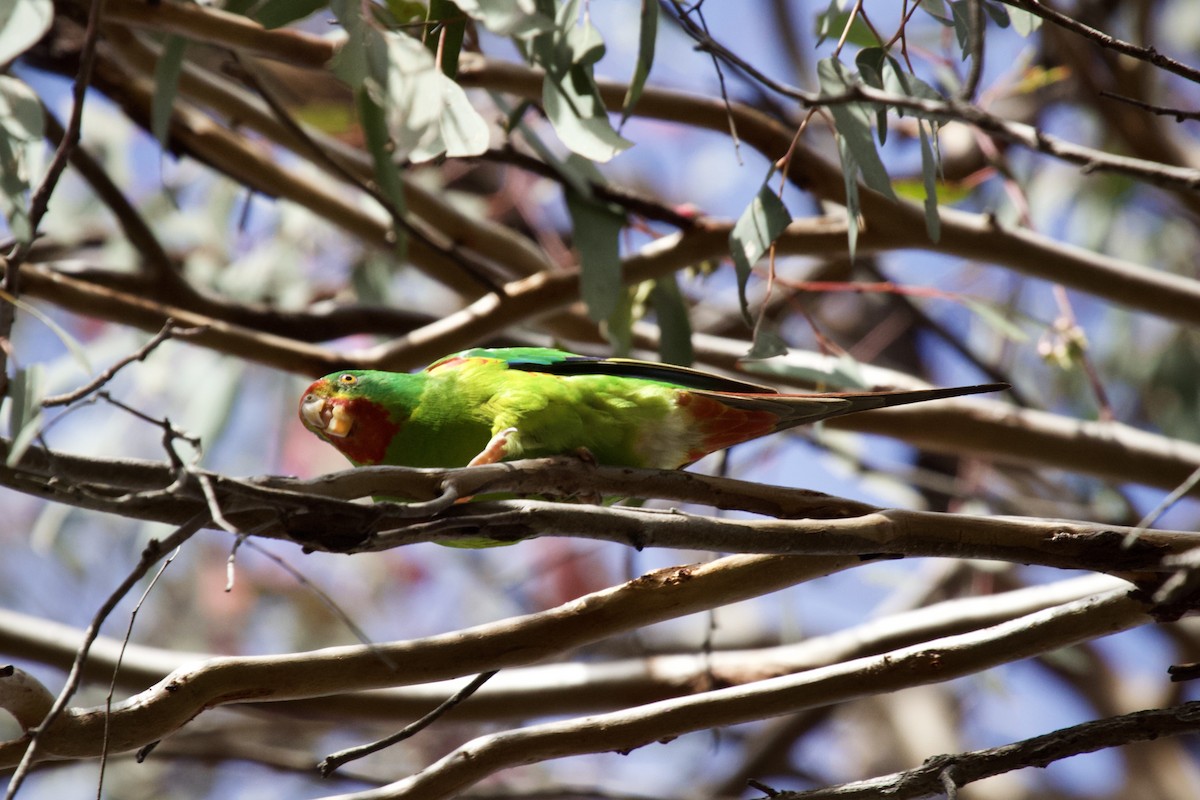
left=430, top=347, right=777, bottom=394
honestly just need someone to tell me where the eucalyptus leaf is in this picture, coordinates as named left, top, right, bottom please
left=605, top=287, right=634, bottom=356
left=358, top=86, right=408, bottom=260
left=620, top=0, right=657, bottom=127
left=152, top=36, right=187, bottom=147
left=541, top=65, right=632, bottom=163
left=649, top=275, right=692, bottom=366
left=0, top=75, right=44, bottom=244
left=530, top=0, right=631, bottom=163
left=253, top=0, right=328, bottom=29
left=918, top=120, right=941, bottom=243
left=565, top=184, right=625, bottom=321
left=1009, top=7, right=1042, bottom=36
left=0, top=289, right=90, bottom=373
left=729, top=180, right=791, bottom=325
left=425, top=0, right=466, bottom=78
left=7, top=365, right=43, bottom=467
left=815, top=1, right=877, bottom=48
left=0, top=0, right=52, bottom=65
left=411, top=73, right=490, bottom=160
left=981, top=0, right=1011, bottom=28
left=964, top=298, right=1030, bottom=342
left=747, top=326, right=788, bottom=360
left=818, top=57, right=897, bottom=203
left=950, top=1, right=972, bottom=54
left=836, top=134, right=861, bottom=260
left=454, top=0, right=552, bottom=36
left=918, top=0, right=954, bottom=25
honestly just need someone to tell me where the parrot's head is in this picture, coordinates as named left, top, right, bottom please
left=299, top=371, right=406, bottom=465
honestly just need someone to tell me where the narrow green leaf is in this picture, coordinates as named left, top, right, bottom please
left=855, top=48, right=889, bottom=145
left=729, top=180, right=791, bottom=325
left=7, top=365, right=43, bottom=467
left=0, top=289, right=90, bottom=373
left=747, top=326, right=788, bottom=360
left=425, top=0, right=466, bottom=79
left=0, top=75, right=43, bottom=244
left=980, top=0, right=1011, bottom=28
left=918, top=0, right=954, bottom=25
left=814, top=2, right=879, bottom=48
left=964, top=298, right=1030, bottom=343
left=917, top=120, right=941, bottom=243
left=818, top=57, right=897, bottom=202
left=386, top=0, right=428, bottom=22
left=254, top=0, right=328, bottom=28
left=605, top=287, right=634, bottom=356
left=950, top=1, right=972, bottom=54
left=0, top=0, right=52, bottom=65
left=565, top=183, right=625, bottom=321
left=836, top=135, right=861, bottom=260
left=358, top=86, right=408, bottom=261
left=152, top=36, right=187, bottom=147
left=649, top=275, right=692, bottom=366
left=328, top=0, right=375, bottom=88
left=620, top=0, right=657, bottom=127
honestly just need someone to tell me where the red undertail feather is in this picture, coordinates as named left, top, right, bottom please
left=677, top=391, right=779, bottom=463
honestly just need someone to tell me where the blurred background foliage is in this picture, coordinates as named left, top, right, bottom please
left=3, top=0, right=1200, bottom=798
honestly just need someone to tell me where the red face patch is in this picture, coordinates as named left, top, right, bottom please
left=324, top=397, right=403, bottom=465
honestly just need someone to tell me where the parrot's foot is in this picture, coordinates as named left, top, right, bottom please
left=468, top=427, right=518, bottom=467
left=571, top=446, right=598, bottom=466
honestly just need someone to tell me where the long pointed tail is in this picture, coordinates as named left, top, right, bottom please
left=700, top=382, right=1009, bottom=433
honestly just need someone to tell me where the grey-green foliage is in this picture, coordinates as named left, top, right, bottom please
left=528, top=0, right=632, bottom=163
left=0, top=76, right=45, bottom=244
left=0, top=0, right=52, bottom=66
left=729, top=175, right=791, bottom=358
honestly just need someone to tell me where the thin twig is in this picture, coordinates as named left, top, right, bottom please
left=42, top=321, right=204, bottom=408
left=997, top=0, right=1200, bottom=86
left=775, top=701, right=1200, bottom=799
left=959, top=0, right=985, bottom=102
left=0, top=0, right=111, bottom=400
left=239, top=538, right=399, bottom=671
left=1099, top=90, right=1200, bottom=123
left=97, top=542, right=185, bottom=798
left=319, top=669, right=500, bottom=776
left=3, top=517, right=203, bottom=799
left=667, top=1, right=742, bottom=163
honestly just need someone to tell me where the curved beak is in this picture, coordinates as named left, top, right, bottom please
left=300, top=392, right=353, bottom=438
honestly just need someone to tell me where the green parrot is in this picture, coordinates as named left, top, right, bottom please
left=299, top=346, right=1005, bottom=472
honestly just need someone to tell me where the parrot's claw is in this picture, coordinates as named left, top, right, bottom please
left=468, top=427, right=518, bottom=467
left=571, top=446, right=598, bottom=466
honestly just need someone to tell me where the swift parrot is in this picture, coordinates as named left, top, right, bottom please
left=299, top=347, right=1005, bottom=472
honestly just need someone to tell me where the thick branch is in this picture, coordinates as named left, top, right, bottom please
left=322, top=588, right=1150, bottom=800
left=0, top=553, right=856, bottom=765
left=0, top=575, right=1128, bottom=722
left=0, top=442, right=1194, bottom=575
left=781, top=700, right=1200, bottom=799
left=457, top=56, right=1200, bottom=326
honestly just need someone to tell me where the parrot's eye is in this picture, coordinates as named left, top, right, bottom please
left=339, top=374, right=358, bottom=386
